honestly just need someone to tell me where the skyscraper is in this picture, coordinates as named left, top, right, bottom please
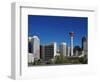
left=28, top=37, right=32, bottom=53
left=67, top=47, right=70, bottom=57
left=60, top=42, right=66, bottom=56
left=40, top=45, right=45, bottom=60
left=31, top=36, right=40, bottom=60
left=69, top=32, right=74, bottom=56
left=82, top=37, right=87, bottom=56
left=43, top=42, right=57, bottom=61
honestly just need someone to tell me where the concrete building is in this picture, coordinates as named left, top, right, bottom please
left=31, top=36, right=40, bottom=60
left=67, top=47, right=70, bottom=57
left=28, top=53, right=34, bottom=63
left=69, top=32, right=74, bottom=56
left=28, top=37, right=33, bottom=53
left=40, top=45, right=45, bottom=60
left=66, top=45, right=68, bottom=56
left=40, top=42, right=57, bottom=61
left=60, top=42, right=67, bottom=56
left=82, top=37, right=88, bottom=56
left=56, top=49, right=60, bottom=56
left=75, top=50, right=79, bottom=57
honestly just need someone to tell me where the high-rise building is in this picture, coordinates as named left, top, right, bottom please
left=73, top=45, right=82, bottom=57
left=28, top=53, right=34, bottom=63
left=66, top=45, right=68, bottom=56
left=31, top=36, right=40, bottom=60
left=42, top=42, right=57, bottom=61
left=28, top=37, right=33, bottom=53
left=28, top=37, right=34, bottom=63
left=82, top=37, right=88, bottom=56
left=75, top=50, right=79, bottom=57
left=82, top=37, right=87, bottom=50
left=67, top=47, right=70, bottom=57
left=56, top=48, right=60, bottom=56
left=40, top=45, right=45, bottom=60
left=69, top=32, right=74, bottom=56
left=60, top=42, right=66, bottom=56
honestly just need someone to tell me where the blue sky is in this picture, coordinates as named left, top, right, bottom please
left=28, top=15, right=87, bottom=47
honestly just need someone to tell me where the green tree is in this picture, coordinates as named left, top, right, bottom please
left=55, top=55, right=68, bottom=64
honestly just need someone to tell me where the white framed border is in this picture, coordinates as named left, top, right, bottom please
left=11, top=2, right=97, bottom=80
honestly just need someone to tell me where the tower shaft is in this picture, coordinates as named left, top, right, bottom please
left=70, top=36, right=73, bottom=56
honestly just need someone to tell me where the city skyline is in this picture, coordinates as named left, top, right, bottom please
left=28, top=15, right=88, bottom=47
left=28, top=35, right=88, bottom=65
